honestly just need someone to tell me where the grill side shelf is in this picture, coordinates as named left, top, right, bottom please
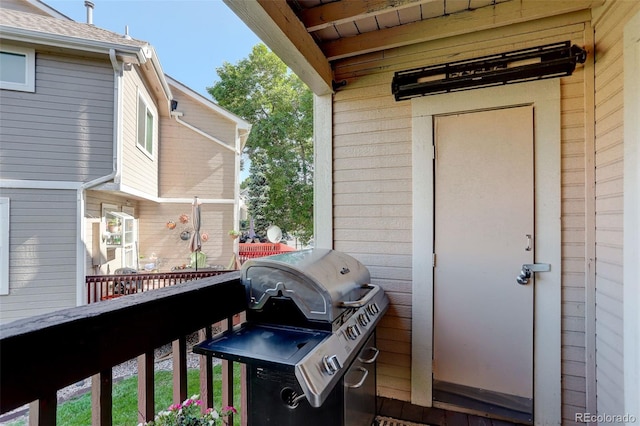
left=193, top=323, right=330, bottom=369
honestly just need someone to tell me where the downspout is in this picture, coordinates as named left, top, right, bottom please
left=76, top=48, right=123, bottom=305
left=233, top=128, right=249, bottom=263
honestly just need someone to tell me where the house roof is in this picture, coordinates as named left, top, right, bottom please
left=0, top=7, right=149, bottom=56
left=224, top=0, right=604, bottom=95
left=0, top=6, right=172, bottom=108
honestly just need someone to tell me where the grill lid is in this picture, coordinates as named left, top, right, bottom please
left=243, top=248, right=371, bottom=322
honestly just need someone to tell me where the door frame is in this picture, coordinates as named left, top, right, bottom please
left=410, top=79, right=562, bottom=424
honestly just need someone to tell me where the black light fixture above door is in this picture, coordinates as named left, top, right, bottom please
left=391, top=41, right=587, bottom=101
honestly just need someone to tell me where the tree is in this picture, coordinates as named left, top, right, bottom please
left=208, top=44, right=313, bottom=243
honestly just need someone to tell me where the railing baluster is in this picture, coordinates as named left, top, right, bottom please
left=91, top=369, right=112, bottom=426
left=198, top=326, right=214, bottom=413
left=222, top=316, right=234, bottom=425
left=28, top=393, right=56, bottom=426
left=137, top=351, right=155, bottom=424
left=240, top=364, right=248, bottom=426
left=172, top=336, right=187, bottom=404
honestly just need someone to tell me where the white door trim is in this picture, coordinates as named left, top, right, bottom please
left=411, top=79, right=562, bottom=425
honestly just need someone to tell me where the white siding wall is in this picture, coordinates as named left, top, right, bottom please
left=0, top=51, right=114, bottom=182
left=332, top=11, right=592, bottom=421
left=0, top=189, right=77, bottom=324
left=592, top=0, right=640, bottom=417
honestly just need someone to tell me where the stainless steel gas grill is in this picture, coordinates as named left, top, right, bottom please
left=194, top=248, right=389, bottom=426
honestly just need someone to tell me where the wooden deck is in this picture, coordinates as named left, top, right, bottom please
left=377, top=397, right=522, bottom=426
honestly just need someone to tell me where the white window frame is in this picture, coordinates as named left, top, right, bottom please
left=0, top=198, right=10, bottom=295
left=0, top=46, right=35, bottom=92
left=136, top=90, right=156, bottom=158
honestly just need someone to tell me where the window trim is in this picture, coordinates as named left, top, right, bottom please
left=0, top=198, right=9, bottom=295
left=136, top=90, right=156, bottom=158
left=0, top=46, right=35, bottom=92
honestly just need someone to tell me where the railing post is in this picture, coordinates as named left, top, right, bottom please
left=240, top=364, right=248, bottom=426
left=28, top=393, right=56, bottom=426
left=199, top=326, right=214, bottom=413
left=172, top=336, right=187, bottom=404
left=137, top=351, right=155, bottom=423
left=91, top=369, right=112, bottom=426
left=222, top=316, right=234, bottom=425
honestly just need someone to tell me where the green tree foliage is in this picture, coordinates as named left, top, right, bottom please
left=208, top=44, right=313, bottom=243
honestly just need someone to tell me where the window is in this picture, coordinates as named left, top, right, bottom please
left=137, top=92, right=155, bottom=156
left=0, top=198, right=9, bottom=295
left=0, top=46, right=35, bottom=92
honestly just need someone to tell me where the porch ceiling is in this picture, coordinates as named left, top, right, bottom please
left=224, top=0, right=603, bottom=95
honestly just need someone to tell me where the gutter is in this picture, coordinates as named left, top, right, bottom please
left=0, top=27, right=145, bottom=64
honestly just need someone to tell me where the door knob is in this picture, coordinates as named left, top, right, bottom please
left=516, top=263, right=550, bottom=285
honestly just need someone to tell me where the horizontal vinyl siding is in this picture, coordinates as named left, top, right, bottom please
left=0, top=189, right=77, bottom=324
left=332, top=12, right=590, bottom=411
left=591, top=0, right=639, bottom=417
left=0, top=52, right=114, bottom=182
left=119, top=69, right=159, bottom=197
left=137, top=202, right=235, bottom=271
left=159, top=86, right=236, bottom=199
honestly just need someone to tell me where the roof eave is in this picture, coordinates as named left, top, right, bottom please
left=0, top=25, right=147, bottom=64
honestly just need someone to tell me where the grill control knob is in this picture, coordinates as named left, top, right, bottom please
left=358, top=313, right=369, bottom=326
left=367, top=304, right=378, bottom=316
left=346, top=324, right=361, bottom=340
left=322, top=354, right=342, bottom=375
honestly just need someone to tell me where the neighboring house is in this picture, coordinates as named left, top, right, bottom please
left=227, top=0, right=640, bottom=424
left=0, top=0, right=250, bottom=324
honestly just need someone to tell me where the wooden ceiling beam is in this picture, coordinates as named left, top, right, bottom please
left=300, top=0, right=440, bottom=32
left=223, top=0, right=333, bottom=95
left=322, top=0, right=604, bottom=60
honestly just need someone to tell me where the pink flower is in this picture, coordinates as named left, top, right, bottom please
left=223, top=406, right=237, bottom=414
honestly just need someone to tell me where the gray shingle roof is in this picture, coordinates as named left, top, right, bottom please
left=0, top=7, right=149, bottom=50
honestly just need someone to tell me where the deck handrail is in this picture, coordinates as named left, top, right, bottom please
left=0, top=272, right=246, bottom=425
left=86, top=269, right=233, bottom=303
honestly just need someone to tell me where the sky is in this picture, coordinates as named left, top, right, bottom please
left=46, top=0, right=262, bottom=98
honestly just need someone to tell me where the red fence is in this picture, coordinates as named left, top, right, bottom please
left=86, top=270, right=233, bottom=304
left=238, top=243, right=295, bottom=264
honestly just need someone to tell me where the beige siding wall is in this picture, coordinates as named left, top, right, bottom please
left=332, top=11, right=592, bottom=420
left=592, top=0, right=640, bottom=416
left=120, top=68, right=159, bottom=197
left=0, top=189, right=77, bottom=324
left=159, top=85, right=236, bottom=200
left=137, top=202, right=235, bottom=271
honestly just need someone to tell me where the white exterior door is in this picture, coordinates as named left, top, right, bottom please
left=432, top=106, right=535, bottom=421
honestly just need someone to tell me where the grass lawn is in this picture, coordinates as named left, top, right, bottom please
left=4, top=365, right=241, bottom=426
